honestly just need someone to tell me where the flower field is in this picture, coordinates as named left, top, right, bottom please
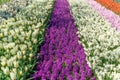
left=95, top=0, right=120, bottom=15
left=0, top=0, right=120, bottom=80
left=0, top=0, right=55, bottom=79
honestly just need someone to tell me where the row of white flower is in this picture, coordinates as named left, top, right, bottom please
left=0, top=0, right=32, bottom=24
left=68, top=0, right=120, bottom=80
left=0, top=0, right=54, bottom=80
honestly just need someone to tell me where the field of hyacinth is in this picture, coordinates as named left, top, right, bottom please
left=0, top=0, right=120, bottom=80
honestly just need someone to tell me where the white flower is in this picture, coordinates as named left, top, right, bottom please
left=13, top=61, right=19, bottom=68
left=7, top=59, right=12, bottom=66
left=10, top=71, right=16, bottom=80
left=18, top=35, right=25, bottom=42
left=14, top=28, right=19, bottom=33
left=5, top=43, right=15, bottom=49
left=32, top=29, right=39, bottom=38
left=33, top=39, right=37, bottom=44
left=12, top=68, right=17, bottom=74
left=2, top=37, right=7, bottom=42
left=0, top=42, right=3, bottom=49
left=0, top=33, right=4, bottom=38
left=98, top=34, right=105, bottom=41
left=1, top=57, right=7, bottom=67
left=29, top=58, right=32, bottom=62
left=2, top=67, right=9, bottom=75
left=17, top=51, right=22, bottom=59
left=19, top=44, right=27, bottom=51
left=3, top=29, right=8, bottom=36
left=10, top=30, right=15, bottom=36
left=10, top=45, right=18, bottom=55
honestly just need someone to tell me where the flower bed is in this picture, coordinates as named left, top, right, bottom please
left=0, top=0, right=54, bottom=79
left=95, top=0, right=120, bottom=15
left=69, top=0, right=120, bottom=80
left=31, top=0, right=95, bottom=80
left=0, top=0, right=32, bottom=24
left=87, top=0, right=120, bottom=31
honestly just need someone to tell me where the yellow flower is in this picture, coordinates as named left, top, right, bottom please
left=1, top=61, right=6, bottom=67
left=25, top=66, right=28, bottom=72
left=22, top=50, right=26, bottom=55
left=29, top=53, right=33, bottom=58
left=19, top=71, right=22, bottom=76
left=26, top=36, right=29, bottom=40
left=29, top=47, right=32, bottom=50
left=29, top=58, right=32, bottom=62
left=6, top=49, right=9, bottom=53
left=0, top=33, right=3, bottom=38
left=23, top=55, right=26, bottom=60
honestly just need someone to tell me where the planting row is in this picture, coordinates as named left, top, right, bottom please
left=0, top=0, right=32, bottom=24
left=95, top=0, right=120, bottom=15
left=87, top=0, right=120, bottom=31
left=69, top=0, right=120, bottom=80
left=31, top=0, right=95, bottom=80
left=0, top=0, right=55, bottom=79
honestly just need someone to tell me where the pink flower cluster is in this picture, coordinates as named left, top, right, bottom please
left=87, top=0, right=120, bottom=31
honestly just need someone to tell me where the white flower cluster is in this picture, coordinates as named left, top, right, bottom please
left=68, top=0, right=120, bottom=80
left=0, top=0, right=54, bottom=79
left=0, top=0, right=32, bottom=24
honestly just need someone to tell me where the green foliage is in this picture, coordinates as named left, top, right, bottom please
left=0, top=0, right=10, bottom=4
left=115, top=0, right=120, bottom=2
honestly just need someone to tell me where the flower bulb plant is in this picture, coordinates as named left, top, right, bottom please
left=0, top=0, right=55, bottom=79
left=68, top=0, right=120, bottom=80
left=31, top=0, right=95, bottom=80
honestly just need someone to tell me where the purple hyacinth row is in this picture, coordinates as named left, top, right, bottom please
left=31, top=0, right=95, bottom=80
left=87, top=0, right=120, bottom=31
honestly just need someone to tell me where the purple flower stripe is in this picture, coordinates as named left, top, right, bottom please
left=87, top=0, right=120, bottom=31
left=31, top=0, right=96, bottom=79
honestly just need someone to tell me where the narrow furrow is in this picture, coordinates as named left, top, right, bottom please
left=31, top=0, right=95, bottom=80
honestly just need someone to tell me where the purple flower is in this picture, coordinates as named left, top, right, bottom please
left=31, top=0, right=95, bottom=79
left=73, top=64, right=79, bottom=73
left=51, top=73, right=57, bottom=80
left=67, top=75, right=73, bottom=80
left=44, top=60, right=52, bottom=71
left=91, top=76, right=96, bottom=80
